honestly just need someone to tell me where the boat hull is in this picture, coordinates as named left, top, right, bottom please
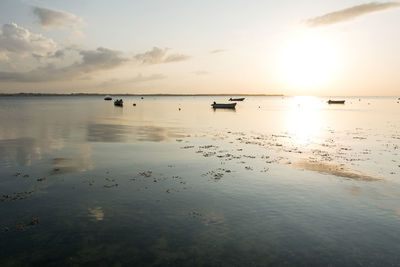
left=211, top=103, right=237, bottom=109
left=229, top=98, right=245, bottom=101
left=114, top=99, right=123, bottom=106
left=328, top=100, right=345, bottom=104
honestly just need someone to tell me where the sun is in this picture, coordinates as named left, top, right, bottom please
left=277, top=32, right=340, bottom=90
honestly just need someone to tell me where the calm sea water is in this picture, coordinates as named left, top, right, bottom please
left=0, top=96, right=399, bottom=266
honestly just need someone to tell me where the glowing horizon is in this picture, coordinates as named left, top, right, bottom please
left=0, top=1, right=399, bottom=96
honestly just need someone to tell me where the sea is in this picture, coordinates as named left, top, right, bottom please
left=0, top=95, right=399, bottom=266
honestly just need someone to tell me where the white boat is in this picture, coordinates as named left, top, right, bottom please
left=211, top=102, right=237, bottom=109
left=104, top=95, right=112, bottom=100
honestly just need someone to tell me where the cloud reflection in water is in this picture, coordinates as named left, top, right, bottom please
left=87, top=123, right=185, bottom=143
left=0, top=138, right=37, bottom=166
left=88, top=206, right=104, bottom=221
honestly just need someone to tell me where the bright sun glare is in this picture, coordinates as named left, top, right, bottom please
left=286, top=96, right=322, bottom=144
left=278, top=32, right=340, bottom=90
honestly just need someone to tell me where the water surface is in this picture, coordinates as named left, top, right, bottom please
left=0, top=96, right=399, bottom=266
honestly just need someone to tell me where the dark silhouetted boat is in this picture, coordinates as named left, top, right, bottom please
left=328, top=100, right=345, bottom=104
left=229, top=97, right=245, bottom=101
left=114, top=99, right=123, bottom=106
left=104, top=95, right=112, bottom=100
left=211, top=102, right=236, bottom=109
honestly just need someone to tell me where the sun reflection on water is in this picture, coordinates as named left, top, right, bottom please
left=285, top=96, right=323, bottom=145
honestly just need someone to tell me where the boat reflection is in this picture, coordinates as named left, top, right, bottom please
left=212, top=107, right=237, bottom=113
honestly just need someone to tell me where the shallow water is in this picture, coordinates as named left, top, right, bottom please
left=0, top=95, right=399, bottom=266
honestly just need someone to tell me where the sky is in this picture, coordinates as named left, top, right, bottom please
left=0, top=0, right=399, bottom=96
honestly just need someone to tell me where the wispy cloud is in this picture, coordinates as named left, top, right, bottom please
left=32, top=6, right=84, bottom=29
left=134, top=47, right=190, bottom=65
left=164, top=54, right=190, bottom=63
left=305, top=2, right=400, bottom=27
left=192, top=70, right=210, bottom=75
left=210, top=49, right=227, bottom=54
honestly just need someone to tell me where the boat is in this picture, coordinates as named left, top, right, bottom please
left=114, top=99, right=123, bottom=106
left=229, top=97, right=245, bottom=101
left=211, top=102, right=237, bottom=109
left=104, top=95, right=112, bottom=100
left=327, top=100, right=345, bottom=104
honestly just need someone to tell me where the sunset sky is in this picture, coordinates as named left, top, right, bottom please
left=0, top=0, right=399, bottom=95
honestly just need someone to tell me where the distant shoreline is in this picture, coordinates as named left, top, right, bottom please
left=0, top=93, right=397, bottom=98
left=0, top=93, right=284, bottom=97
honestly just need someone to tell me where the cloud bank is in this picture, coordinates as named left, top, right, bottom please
left=305, top=2, right=400, bottom=27
left=0, top=24, right=188, bottom=84
left=0, top=47, right=127, bottom=82
left=33, top=6, right=84, bottom=29
left=0, top=45, right=189, bottom=82
left=0, top=23, right=56, bottom=56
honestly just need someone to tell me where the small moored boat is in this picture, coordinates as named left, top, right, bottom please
left=327, top=100, right=345, bottom=104
left=114, top=99, right=123, bottom=106
left=104, top=95, right=112, bottom=100
left=211, top=102, right=237, bottom=109
left=229, top=97, right=245, bottom=101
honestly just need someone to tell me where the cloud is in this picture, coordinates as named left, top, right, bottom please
left=192, top=70, right=210, bottom=75
left=0, top=43, right=185, bottom=83
left=164, top=53, right=190, bottom=63
left=78, top=47, right=127, bottom=71
left=32, top=49, right=65, bottom=61
left=210, top=49, right=226, bottom=54
left=134, top=47, right=168, bottom=64
left=0, top=23, right=57, bottom=56
left=134, top=47, right=190, bottom=65
left=0, top=47, right=128, bottom=82
left=305, top=2, right=400, bottom=27
left=51, top=50, right=65, bottom=58
left=33, top=6, right=84, bottom=29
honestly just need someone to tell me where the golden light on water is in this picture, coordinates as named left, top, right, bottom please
left=277, top=32, right=340, bottom=90
left=285, top=96, right=323, bottom=144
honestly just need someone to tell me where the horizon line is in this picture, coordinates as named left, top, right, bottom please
left=0, top=93, right=398, bottom=97
left=0, top=93, right=284, bottom=97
